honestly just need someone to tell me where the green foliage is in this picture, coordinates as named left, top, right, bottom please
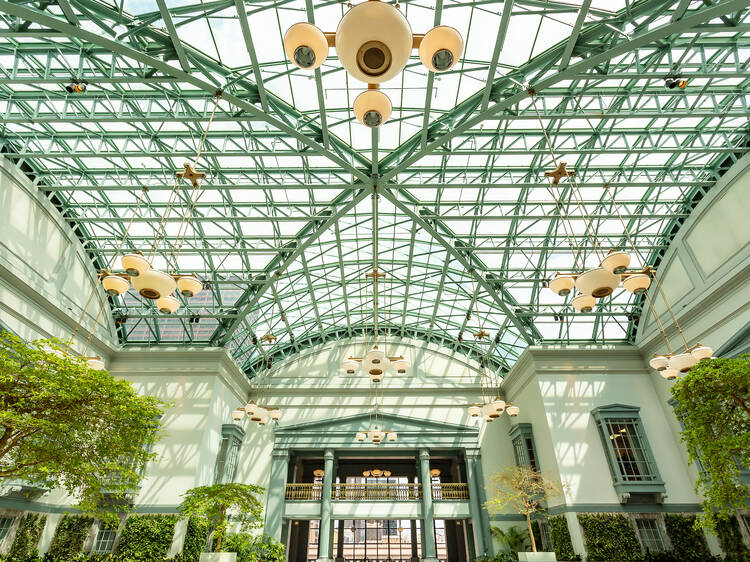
left=178, top=483, right=264, bottom=552
left=8, top=513, right=46, bottom=559
left=115, top=514, right=177, bottom=561
left=485, top=466, right=563, bottom=552
left=577, top=513, right=641, bottom=561
left=490, top=525, right=530, bottom=552
left=662, top=514, right=711, bottom=561
left=715, top=515, right=750, bottom=560
left=547, top=515, right=578, bottom=561
left=181, top=517, right=211, bottom=561
left=670, top=354, right=750, bottom=531
left=219, top=533, right=285, bottom=562
left=0, top=331, right=168, bottom=518
left=46, top=515, right=93, bottom=559
left=475, top=553, right=517, bottom=562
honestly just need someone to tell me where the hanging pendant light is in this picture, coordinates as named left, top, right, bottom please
left=506, top=404, right=520, bottom=417
left=418, top=25, right=463, bottom=72
left=691, top=345, right=713, bottom=361
left=356, top=432, right=367, bottom=442
left=245, top=402, right=258, bottom=415
left=491, top=398, right=506, bottom=413
left=354, top=89, right=392, bottom=128
left=668, top=352, right=698, bottom=373
left=649, top=356, right=669, bottom=371
left=269, top=409, right=283, bottom=421
left=156, top=295, right=180, bottom=314
left=283, top=22, right=329, bottom=70
left=177, top=275, right=203, bottom=298
left=572, top=293, right=595, bottom=313
left=468, top=405, right=481, bottom=417
left=548, top=274, right=575, bottom=296
left=575, top=268, right=621, bottom=298
left=121, top=253, right=150, bottom=277
left=386, top=431, right=397, bottom=442
left=131, top=269, right=177, bottom=300
left=600, top=250, right=631, bottom=275
left=86, top=356, right=106, bottom=371
left=232, top=409, right=245, bottom=421
left=102, top=275, right=130, bottom=296
left=623, top=273, right=651, bottom=295
left=392, top=358, right=410, bottom=374
left=343, top=359, right=359, bottom=374
left=482, top=403, right=499, bottom=419
left=660, top=368, right=678, bottom=380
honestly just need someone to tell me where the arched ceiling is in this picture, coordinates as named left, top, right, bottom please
left=0, top=0, right=748, bottom=375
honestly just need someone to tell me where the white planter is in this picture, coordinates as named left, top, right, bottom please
left=518, top=553, right=557, bottom=562
left=199, top=553, right=237, bottom=562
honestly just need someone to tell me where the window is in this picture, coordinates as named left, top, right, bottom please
left=591, top=404, right=665, bottom=502
left=0, top=517, right=14, bottom=543
left=537, top=520, right=552, bottom=551
left=92, top=523, right=117, bottom=553
left=635, top=518, right=665, bottom=552
left=509, top=423, right=539, bottom=470
left=214, top=423, right=245, bottom=484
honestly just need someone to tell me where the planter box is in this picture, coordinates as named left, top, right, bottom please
left=517, top=553, right=557, bottom=562
left=199, top=553, right=237, bottom=562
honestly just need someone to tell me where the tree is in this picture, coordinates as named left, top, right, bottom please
left=0, top=331, right=167, bottom=517
left=178, top=483, right=265, bottom=552
left=485, top=466, right=563, bottom=552
left=671, top=354, right=750, bottom=532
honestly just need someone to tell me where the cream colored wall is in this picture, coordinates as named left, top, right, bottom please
left=0, top=156, right=114, bottom=357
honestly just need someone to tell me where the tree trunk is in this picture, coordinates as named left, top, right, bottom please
left=526, top=512, right=537, bottom=553
left=215, top=505, right=226, bottom=552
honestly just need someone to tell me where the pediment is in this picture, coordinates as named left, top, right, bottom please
left=276, top=412, right=478, bottom=437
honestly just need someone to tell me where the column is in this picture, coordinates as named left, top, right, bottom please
left=418, top=448, right=438, bottom=562
left=264, top=448, right=290, bottom=541
left=471, top=451, right=493, bottom=554
left=464, top=450, right=487, bottom=557
left=317, top=449, right=335, bottom=562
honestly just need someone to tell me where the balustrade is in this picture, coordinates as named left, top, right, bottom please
left=285, top=482, right=469, bottom=501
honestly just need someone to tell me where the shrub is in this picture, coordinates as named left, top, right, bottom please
left=181, top=517, right=211, bottom=561
left=46, top=515, right=93, bottom=559
left=115, top=514, right=177, bottom=561
left=662, top=514, right=711, bottom=561
left=220, top=533, right=285, bottom=561
left=577, top=513, right=641, bottom=561
left=548, top=515, right=578, bottom=561
left=715, top=516, right=750, bottom=560
left=8, top=513, right=46, bottom=559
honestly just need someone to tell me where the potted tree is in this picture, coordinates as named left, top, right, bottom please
left=485, top=466, right=563, bottom=562
left=178, top=483, right=265, bottom=562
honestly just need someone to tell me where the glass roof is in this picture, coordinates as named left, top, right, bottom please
left=0, top=0, right=747, bottom=375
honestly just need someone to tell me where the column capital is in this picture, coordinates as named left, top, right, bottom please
left=324, top=448, right=335, bottom=461
left=418, top=448, right=430, bottom=460
left=464, top=448, right=481, bottom=459
left=272, top=448, right=290, bottom=460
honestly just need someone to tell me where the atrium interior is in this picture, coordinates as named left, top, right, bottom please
left=0, top=0, right=749, bottom=561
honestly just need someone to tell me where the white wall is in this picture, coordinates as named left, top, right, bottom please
left=0, top=156, right=114, bottom=357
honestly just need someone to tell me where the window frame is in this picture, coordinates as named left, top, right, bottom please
left=91, top=521, right=119, bottom=554
left=214, top=423, right=245, bottom=484
left=633, top=515, right=667, bottom=553
left=591, top=404, right=665, bottom=502
left=508, top=423, right=540, bottom=471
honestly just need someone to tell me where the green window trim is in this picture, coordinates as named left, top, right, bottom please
left=214, top=423, right=245, bottom=484
left=508, top=423, right=539, bottom=471
left=591, top=404, right=665, bottom=503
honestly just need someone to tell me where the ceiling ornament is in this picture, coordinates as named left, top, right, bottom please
left=527, top=92, right=713, bottom=379
left=283, top=1, right=463, bottom=127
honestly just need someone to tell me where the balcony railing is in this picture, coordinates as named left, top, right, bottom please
left=335, top=482, right=422, bottom=500
left=285, top=482, right=469, bottom=501
left=285, top=483, right=323, bottom=500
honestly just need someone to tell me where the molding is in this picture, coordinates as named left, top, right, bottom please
left=221, top=423, right=245, bottom=441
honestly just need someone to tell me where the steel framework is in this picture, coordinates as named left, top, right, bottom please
left=0, top=0, right=748, bottom=376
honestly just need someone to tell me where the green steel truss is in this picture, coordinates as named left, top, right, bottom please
left=0, top=0, right=748, bottom=376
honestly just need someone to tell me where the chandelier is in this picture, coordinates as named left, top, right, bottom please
left=463, top=279, right=519, bottom=422
left=231, top=331, right=284, bottom=425
left=356, top=428, right=398, bottom=444
left=528, top=93, right=713, bottom=380
left=362, top=469, right=392, bottom=477
left=283, top=1, right=463, bottom=127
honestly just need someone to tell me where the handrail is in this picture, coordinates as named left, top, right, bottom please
left=334, top=482, right=422, bottom=500
left=285, top=483, right=323, bottom=500
left=285, top=482, right=470, bottom=501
